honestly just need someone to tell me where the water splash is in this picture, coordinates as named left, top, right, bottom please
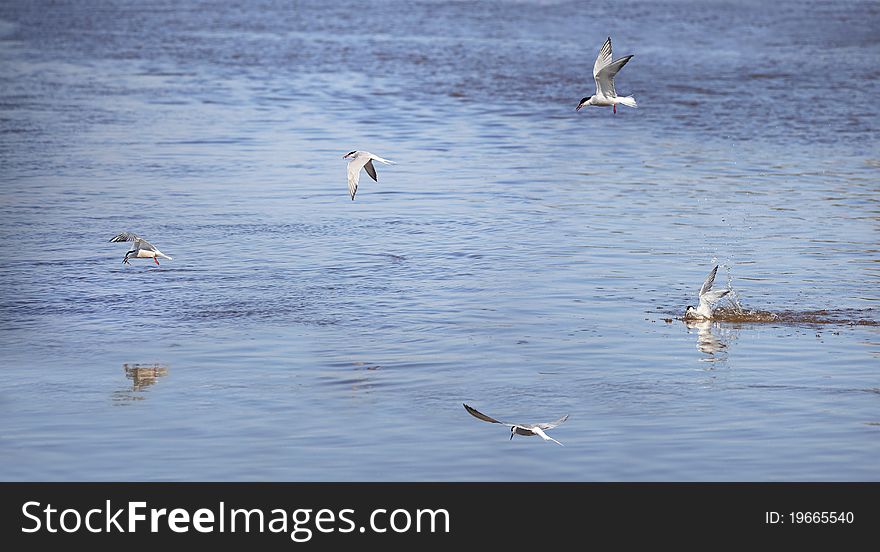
left=708, top=307, right=879, bottom=326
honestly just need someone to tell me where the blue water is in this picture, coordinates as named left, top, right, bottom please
left=0, top=0, right=878, bottom=481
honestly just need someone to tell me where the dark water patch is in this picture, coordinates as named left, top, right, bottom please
left=363, top=252, right=407, bottom=262
left=661, top=308, right=880, bottom=327
left=710, top=308, right=880, bottom=326
left=745, top=384, right=880, bottom=396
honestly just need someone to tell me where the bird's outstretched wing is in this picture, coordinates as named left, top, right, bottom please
left=463, top=403, right=509, bottom=425
left=698, top=265, right=730, bottom=307
left=701, top=288, right=730, bottom=306
left=595, top=55, right=633, bottom=98
left=592, top=36, right=613, bottom=83
left=109, top=231, right=140, bottom=243
left=699, top=265, right=720, bottom=297
left=347, top=155, right=371, bottom=200
left=536, top=414, right=569, bottom=430
left=138, top=239, right=158, bottom=252
left=110, top=231, right=157, bottom=251
left=364, top=159, right=378, bottom=182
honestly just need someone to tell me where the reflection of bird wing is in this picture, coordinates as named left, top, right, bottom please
left=463, top=403, right=513, bottom=427
left=689, top=320, right=724, bottom=354
left=536, top=414, right=569, bottom=430
left=685, top=320, right=713, bottom=332
left=699, top=265, right=720, bottom=297
left=700, top=334, right=724, bottom=355
left=532, top=427, right=564, bottom=446
left=347, top=154, right=371, bottom=200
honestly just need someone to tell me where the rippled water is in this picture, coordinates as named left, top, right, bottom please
left=1, top=0, right=878, bottom=481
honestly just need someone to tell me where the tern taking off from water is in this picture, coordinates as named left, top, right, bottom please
left=463, top=403, right=569, bottom=446
left=343, top=150, right=395, bottom=200
left=109, top=232, right=172, bottom=266
left=685, top=265, right=730, bottom=320
left=576, top=36, right=637, bottom=114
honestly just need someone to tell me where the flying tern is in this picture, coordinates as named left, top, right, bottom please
left=109, top=232, right=172, bottom=266
left=342, top=150, right=395, bottom=200
left=463, top=403, right=569, bottom=446
left=576, top=36, right=637, bottom=114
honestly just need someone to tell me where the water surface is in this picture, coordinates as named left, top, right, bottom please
left=0, top=0, right=878, bottom=480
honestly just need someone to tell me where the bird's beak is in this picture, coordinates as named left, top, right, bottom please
left=575, top=104, right=583, bottom=112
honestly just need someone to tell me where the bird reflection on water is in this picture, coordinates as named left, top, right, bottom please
left=684, top=320, right=733, bottom=363
left=112, top=363, right=169, bottom=403
left=681, top=307, right=879, bottom=364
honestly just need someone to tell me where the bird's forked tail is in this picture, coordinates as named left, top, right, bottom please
left=617, top=96, right=637, bottom=108
left=156, top=251, right=172, bottom=260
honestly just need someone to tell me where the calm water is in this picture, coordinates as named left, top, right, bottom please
left=0, top=0, right=878, bottom=481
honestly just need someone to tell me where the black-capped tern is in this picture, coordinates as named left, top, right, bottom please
left=109, top=232, right=172, bottom=266
left=342, top=150, right=395, bottom=201
left=576, top=37, right=637, bottom=114
left=463, top=403, right=569, bottom=446
left=685, top=265, right=730, bottom=319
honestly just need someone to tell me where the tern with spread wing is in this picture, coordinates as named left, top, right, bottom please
left=342, top=150, right=395, bottom=200
left=685, top=265, right=730, bottom=319
left=576, top=37, right=637, bottom=114
left=463, top=403, right=569, bottom=446
left=109, top=232, right=172, bottom=266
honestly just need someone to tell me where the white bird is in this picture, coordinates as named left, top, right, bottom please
left=685, top=265, right=730, bottom=319
left=463, top=403, right=569, bottom=446
left=342, top=150, right=395, bottom=200
left=576, top=36, right=637, bottom=114
left=109, top=232, right=172, bottom=266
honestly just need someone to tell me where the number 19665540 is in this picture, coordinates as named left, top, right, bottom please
left=766, top=511, right=854, bottom=524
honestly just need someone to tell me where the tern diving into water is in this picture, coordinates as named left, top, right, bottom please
left=463, top=403, right=569, bottom=446
left=342, top=150, right=395, bottom=200
left=685, top=265, right=730, bottom=320
left=576, top=36, right=637, bottom=114
left=109, top=232, right=172, bottom=266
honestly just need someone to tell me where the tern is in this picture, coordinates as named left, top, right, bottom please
left=463, top=403, right=569, bottom=446
left=109, top=232, right=172, bottom=266
left=685, top=265, right=730, bottom=319
left=576, top=36, right=637, bottom=114
left=342, top=150, right=395, bottom=200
